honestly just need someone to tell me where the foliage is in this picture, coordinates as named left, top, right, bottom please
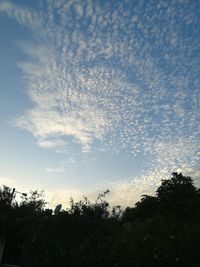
left=0, top=172, right=200, bottom=266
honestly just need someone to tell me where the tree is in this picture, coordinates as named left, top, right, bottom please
left=1, top=173, right=200, bottom=266
left=156, top=172, right=196, bottom=202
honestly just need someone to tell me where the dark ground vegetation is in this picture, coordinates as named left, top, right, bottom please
left=0, top=172, right=200, bottom=267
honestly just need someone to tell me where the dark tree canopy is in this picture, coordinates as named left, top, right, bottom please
left=156, top=172, right=196, bottom=201
left=0, top=172, right=200, bottom=267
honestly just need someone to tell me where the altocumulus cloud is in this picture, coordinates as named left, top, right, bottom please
left=0, top=0, right=200, bottom=198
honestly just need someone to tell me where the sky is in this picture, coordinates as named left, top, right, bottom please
left=0, top=0, right=200, bottom=208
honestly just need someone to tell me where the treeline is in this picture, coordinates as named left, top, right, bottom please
left=0, top=172, right=200, bottom=267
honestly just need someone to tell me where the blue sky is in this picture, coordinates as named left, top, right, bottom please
left=0, top=0, right=200, bottom=207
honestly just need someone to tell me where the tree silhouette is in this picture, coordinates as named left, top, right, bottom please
left=156, top=172, right=196, bottom=201
left=0, top=172, right=200, bottom=266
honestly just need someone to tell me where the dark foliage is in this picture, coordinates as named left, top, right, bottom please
left=0, top=172, right=200, bottom=267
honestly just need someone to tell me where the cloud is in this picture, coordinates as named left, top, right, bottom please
left=36, top=138, right=67, bottom=149
left=0, top=1, right=43, bottom=30
left=46, top=166, right=65, bottom=173
left=0, top=0, right=199, bottom=185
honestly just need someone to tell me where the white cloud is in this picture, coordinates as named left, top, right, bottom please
left=46, top=166, right=65, bottom=173
left=36, top=138, right=67, bottom=149
left=0, top=1, right=43, bottom=30
left=0, top=0, right=199, bottom=184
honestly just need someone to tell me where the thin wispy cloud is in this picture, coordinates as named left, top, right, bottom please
left=0, top=0, right=199, bottom=200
